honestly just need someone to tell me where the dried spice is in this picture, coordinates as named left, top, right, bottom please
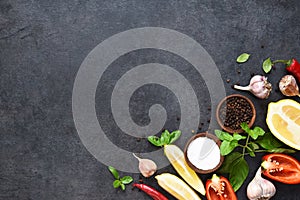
left=219, top=96, right=253, bottom=131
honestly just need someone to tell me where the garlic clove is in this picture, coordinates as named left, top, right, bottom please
left=279, top=75, right=300, bottom=97
left=133, top=153, right=157, bottom=178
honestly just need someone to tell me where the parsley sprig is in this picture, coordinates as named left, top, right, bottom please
left=216, top=122, right=295, bottom=191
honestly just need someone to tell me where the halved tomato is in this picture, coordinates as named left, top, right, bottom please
left=206, top=174, right=237, bottom=200
left=261, top=153, right=300, bottom=184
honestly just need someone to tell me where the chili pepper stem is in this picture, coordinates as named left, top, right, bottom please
left=273, top=59, right=292, bottom=65
left=234, top=85, right=251, bottom=91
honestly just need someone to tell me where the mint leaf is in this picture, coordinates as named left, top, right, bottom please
left=147, top=136, right=163, bottom=147
left=108, top=166, right=120, bottom=179
left=120, top=176, right=133, bottom=184
left=120, top=183, right=125, bottom=190
left=113, top=180, right=121, bottom=188
left=217, top=152, right=242, bottom=174
left=263, top=57, right=273, bottom=73
left=236, top=53, right=250, bottom=63
left=233, top=133, right=246, bottom=141
left=220, top=140, right=239, bottom=156
left=256, top=132, right=282, bottom=149
left=169, top=130, right=181, bottom=144
left=215, top=130, right=233, bottom=141
left=229, top=157, right=249, bottom=191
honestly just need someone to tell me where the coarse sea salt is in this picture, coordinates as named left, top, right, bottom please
left=187, top=137, right=220, bottom=170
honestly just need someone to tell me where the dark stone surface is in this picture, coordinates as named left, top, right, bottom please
left=1, top=0, right=299, bottom=199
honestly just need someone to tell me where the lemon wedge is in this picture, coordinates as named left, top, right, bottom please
left=164, top=144, right=205, bottom=195
left=156, top=173, right=201, bottom=200
left=266, top=99, right=300, bottom=150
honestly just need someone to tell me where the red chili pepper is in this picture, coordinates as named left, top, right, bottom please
left=286, top=58, right=300, bottom=83
left=133, top=183, right=168, bottom=200
left=261, top=153, right=300, bottom=184
left=206, top=174, right=237, bottom=200
left=273, top=58, right=300, bottom=82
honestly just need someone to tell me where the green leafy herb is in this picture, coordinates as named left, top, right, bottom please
left=148, top=130, right=181, bottom=147
left=108, top=166, right=133, bottom=190
left=216, top=123, right=295, bottom=191
left=263, top=57, right=273, bottom=73
left=236, top=53, right=250, bottom=63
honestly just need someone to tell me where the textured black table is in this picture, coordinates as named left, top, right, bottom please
left=1, top=0, right=300, bottom=199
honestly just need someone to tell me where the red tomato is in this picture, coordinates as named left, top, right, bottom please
left=261, top=153, right=300, bottom=184
left=206, top=174, right=237, bottom=200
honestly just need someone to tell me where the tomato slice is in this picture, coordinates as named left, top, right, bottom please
left=261, top=153, right=300, bottom=184
left=206, top=174, right=237, bottom=200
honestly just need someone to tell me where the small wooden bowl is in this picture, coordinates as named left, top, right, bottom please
left=184, top=132, right=224, bottom=174
left=216, top=94, right=256, bottom=133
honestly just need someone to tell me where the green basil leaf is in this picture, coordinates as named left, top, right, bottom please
left=220, top=140, right=239, bottom=156
left=113, top=180, right=121, bottom=188
left=108, top=166, right=120, bottom=179
left=120, top=176, right=133, bottom=184
left=160, top=130, right=169, bottom=145
left=256, top=132, right=282, bottom=149
left=169, top=130, right=181, bottom=144
left=120, top=183, right=125, bottom=190
left=236, top=53, right=250, bottom=63
left=246, top=148, right=255, bottom=157
left=267, top=148, right=296, bottom=154
left=229, top=157, right=249, bottom=191
left=249, top=142, right=259, bottom=150
left=240, top=122, right=251, bottom=134
left=217, top=152, right=242, bottom=174
left=148, top=136, right=163, bottom=147
left=263, top=57, right=273, bottom=73
left=215, top=130, right=233, bottom=141
left=233, top=133, right=246, bottom=141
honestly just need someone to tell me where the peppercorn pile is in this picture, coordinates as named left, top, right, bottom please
left=219, top=96, right=253, bottom=130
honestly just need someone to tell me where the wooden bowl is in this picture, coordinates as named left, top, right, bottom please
left=216, top=94, right=256, bottom=133
left=184, top=132, right=224, bottom=174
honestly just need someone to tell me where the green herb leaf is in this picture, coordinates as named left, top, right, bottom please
left=217, top=152, right=242, bottom=174
left=233, top=133, right=246, bottom=141
left=236, top=53, right=250, bottom=63
left=267, top=148, right=296, bottom=153
left=120, top=176, right=133, bottom=184
left=120, top=183, right=125, bottom=190
left=256, top=132, right=282, bottom=149
left=241, top=123, right=265, bottom=140
left=247, top=148, right=255, bottom=157
left=263, top=57, right=273, bottom=73
left=240, top=122, right=251, bottom=133
left=113, top=180, right=121, bottom=188
left=169, top=130, right=181, bottom=144
left=147, top=136, right=163, bottom=147
left=229, top=157, right=249, bottom=191
left=215, top=130, right=233, bottom=141
left=220, top=140, right=239, bottom=156
left=161, top=130, right=169, bottom=145
left=249, top=142, right=259, bottom=150
left=108, top=166, right=120, bottom=179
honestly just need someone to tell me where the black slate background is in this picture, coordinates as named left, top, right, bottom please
left=1, top=0, right=300, bottom=199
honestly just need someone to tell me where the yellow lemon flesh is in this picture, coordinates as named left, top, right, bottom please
left=164, top=144, right=205, bottom=195
left=266, top=99, right=300, bottom=150
left=156, top=173, right=201, bottom=200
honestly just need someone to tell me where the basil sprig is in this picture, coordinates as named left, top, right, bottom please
left=108, top=166, right=133, bottom=190
left=216, top=122, right=295, bottom=191
left=148, top=130, right=181, bottom=147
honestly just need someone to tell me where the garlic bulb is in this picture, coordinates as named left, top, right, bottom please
left=279, top=75, right=300, bottom=97
left=133, top=153, right=157, bottom=177
left=247, top=167, right=276, bottom=200
left=234, top=75, right=272, bottom=99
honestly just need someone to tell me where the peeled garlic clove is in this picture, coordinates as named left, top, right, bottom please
left=279, top=75, right=300, bottom=97
left=133, top=153, right=157, bottom=178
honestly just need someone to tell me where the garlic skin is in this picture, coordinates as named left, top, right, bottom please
left=279, top=75, right=300, bottom=97
left=247, top=167, right=276, bottom=200
left=133, top=153, right=157, bottom=178
left=234, top=75, right=272, bottom=99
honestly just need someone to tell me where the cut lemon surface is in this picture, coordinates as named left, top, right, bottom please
left=156, top=173, right=201, bottom=200
left=164, top=144, right=205, bottom=195
left=266, top=99, right=300, bottom=150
